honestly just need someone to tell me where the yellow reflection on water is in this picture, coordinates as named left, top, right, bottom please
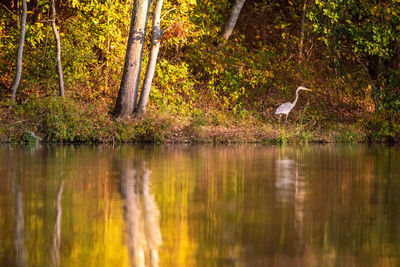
left=1, top=145, right=400, bottom=266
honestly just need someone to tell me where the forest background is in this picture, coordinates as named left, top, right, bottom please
left=0, top=0, right=399, bottom=144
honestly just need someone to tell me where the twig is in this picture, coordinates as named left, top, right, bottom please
left=354, top=53, right=372, bottom=84
left=40, top=19, right=56, bottom=23
left=0, top=3, right=13, bottom=15
left=160, top=7, right=176, bottom=22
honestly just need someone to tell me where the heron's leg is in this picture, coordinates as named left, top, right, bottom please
left=285, top=114, right=288, bottom=123
left=279, top=114, right=282, bottom=122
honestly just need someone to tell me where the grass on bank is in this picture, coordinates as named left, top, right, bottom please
left=0, top=97, right=390, bottom=144
left=0, top=96, right=398, bottom=144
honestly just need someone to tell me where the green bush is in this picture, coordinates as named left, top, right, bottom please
left=132, top=116, right=172, bottom=143
left=22, top=96, right=96, bottom=142
left=365, top=111, right=400, bottom=143
left=22, top=131, right=40, bottom=144
left=336, top=131, right=358, bottom=144
left=152, top=59, right=196, bottom=113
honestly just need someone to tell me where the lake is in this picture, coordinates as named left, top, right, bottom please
left=0, top=144, right=399, bottom=266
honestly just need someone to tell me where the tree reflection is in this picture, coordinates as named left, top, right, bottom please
left=2, top=145, right=400, bottom=266
left=51, top=181, right=64, bottom=267
left=120, top=160, right=162, bottom=267
left=14, top=177, right=27, bottom=267
left=142, top=165, right=162, bottom=267
left=275, top=158, right=306, bottom=230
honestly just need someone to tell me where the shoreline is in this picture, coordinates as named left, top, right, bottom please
left=1, top=97, right=395, bottom=145
left=0, top=121, right=373, bottom=145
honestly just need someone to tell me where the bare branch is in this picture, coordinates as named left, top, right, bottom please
left=160, top=7, right=176, bottom=22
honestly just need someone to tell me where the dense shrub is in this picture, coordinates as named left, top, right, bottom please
left=21, top=97, right=100, bottom=142
left=365, top=111, right=400, bottom=143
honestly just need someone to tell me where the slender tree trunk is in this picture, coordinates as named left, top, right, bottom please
left=114, top=0, right=151, bottom=118
left=136, top=0, right=164, bottom=118
left=50, top=0, right=65, bottom=97
left=220, top=0, right=245, bottom=42
left=10, top=0, right=27, bottom=102
left=133, top=0, right=152, bottom=112
left=298, top=0, right=307, bottom=63
left=105, top=18, right=110, bottom=94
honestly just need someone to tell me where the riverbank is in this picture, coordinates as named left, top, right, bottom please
left=0, top=96, right=373, bottom=145
left=2, top=0, right=400, bottom=146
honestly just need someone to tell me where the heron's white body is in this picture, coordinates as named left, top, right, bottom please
left=275, top=102, right=294, bottom=115
left=275, top=86, right=310, bottom=122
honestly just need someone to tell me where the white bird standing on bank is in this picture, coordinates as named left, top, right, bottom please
left=275, top=86, right=312, bottom=122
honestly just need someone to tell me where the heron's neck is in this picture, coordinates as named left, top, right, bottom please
left=292, top=88, right=300, bottom=106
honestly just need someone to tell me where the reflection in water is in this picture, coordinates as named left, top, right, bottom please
left=1, top=145, right=400, bottom=266
left=275, top=156, right=306, bottom=260
left=120, top=161, right=162, bottom=267
left=14, top=177, right=27, bottom=267
left=293, top=162, right=305, bottom=254
left=142, top=165, right=162, bottom=267
left=275, top=159, right=296, bottom=202
left=51, top=181, right=64, bottom=267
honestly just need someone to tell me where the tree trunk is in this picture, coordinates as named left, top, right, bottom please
left=220, top=0, right=245, bottom=42
left=114, top=0, right=151, bottom=118
left=50, top=0, right=65, bottom=97
left=10, top=0, right=27, bottom=102
left=136, top=0, right=164, bottom=118
left=298, top=0, right=307, bottom=63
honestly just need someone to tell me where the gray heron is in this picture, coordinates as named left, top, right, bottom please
left=275, top=86, right=312, bottom=122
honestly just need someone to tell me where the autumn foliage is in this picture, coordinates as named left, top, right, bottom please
left=0, top=0, right=399, bottom=143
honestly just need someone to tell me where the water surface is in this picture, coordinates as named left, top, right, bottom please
left=1, top=144, right=400, bottom=266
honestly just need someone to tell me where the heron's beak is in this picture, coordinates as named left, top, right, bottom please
left=305, top=88, right=312, bottom=91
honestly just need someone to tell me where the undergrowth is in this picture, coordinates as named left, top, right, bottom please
left=0, top=96, right=173, bottom=144
left=0, top=96, right=399, bottom=144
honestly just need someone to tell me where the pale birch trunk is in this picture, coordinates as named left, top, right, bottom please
left=220, top=0, right=245, bottom=42
left=136, top=0, right=164, bottom=117
left=10, top=0, right=27, bottom=102
left=114, top=0, right=151, bottom=118
left=50, top=0, right=65, bottom=97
